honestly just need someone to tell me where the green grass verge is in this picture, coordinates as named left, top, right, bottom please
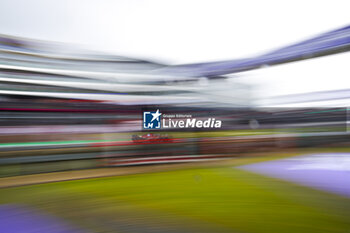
left=1, top=157, right=350, bottom=233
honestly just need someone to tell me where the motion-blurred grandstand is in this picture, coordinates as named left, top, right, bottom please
left=1, top=25, right=350, bottom=175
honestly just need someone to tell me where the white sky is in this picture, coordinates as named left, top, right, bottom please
left=0, top=0, right=350, bottom=102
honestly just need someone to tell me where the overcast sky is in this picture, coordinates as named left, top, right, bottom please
left=0, top=0, right=350, bottom=103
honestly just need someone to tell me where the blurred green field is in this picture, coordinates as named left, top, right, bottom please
left=1, top=156, right=350, bottom=233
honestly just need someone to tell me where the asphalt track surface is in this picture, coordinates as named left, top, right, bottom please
left=240, top=152, right=350, bottom=198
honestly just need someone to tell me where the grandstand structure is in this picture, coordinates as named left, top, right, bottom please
left=0, top=25, right=350, bottom=172
left=0, top=34, right=204, bottom=106
left=1, top=25, right=349, bottom=109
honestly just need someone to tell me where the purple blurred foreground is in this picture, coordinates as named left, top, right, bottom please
left=0, top=204, right=85, bottom=233
left=240, top=153, right=350, bottom=198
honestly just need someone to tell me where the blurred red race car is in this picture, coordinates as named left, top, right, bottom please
left=132, top=133, right=172, bottom=143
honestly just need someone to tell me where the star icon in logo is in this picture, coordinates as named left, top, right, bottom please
left=150, top=109, right=162, bottom=122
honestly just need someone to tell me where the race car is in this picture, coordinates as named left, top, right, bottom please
left=132, top=133, right=172, bottom=143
